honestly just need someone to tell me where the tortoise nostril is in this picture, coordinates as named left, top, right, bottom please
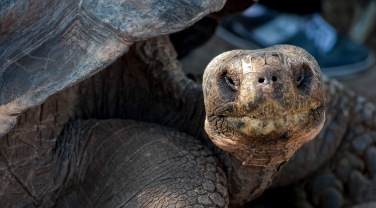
left=258, top=76, right=278, bottom=84
left=222, top=72, right=239, bottom=91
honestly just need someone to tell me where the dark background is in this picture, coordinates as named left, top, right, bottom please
left=181, top=0, right=376, bottom=102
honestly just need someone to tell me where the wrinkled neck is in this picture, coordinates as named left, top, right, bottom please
left=208, top=143, right=284, bottom=206
left=197, top=120, right=283, bottom=205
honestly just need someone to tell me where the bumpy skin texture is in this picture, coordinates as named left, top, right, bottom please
left=58, top=120, right=228, bottom=207
left=0, top=89, right=77, bottom=207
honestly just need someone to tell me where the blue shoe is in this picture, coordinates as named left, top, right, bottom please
left=217, top=4, right=375, bottom=79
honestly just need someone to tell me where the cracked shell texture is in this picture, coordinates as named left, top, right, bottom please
left=0, top=0, right=226, bottom=136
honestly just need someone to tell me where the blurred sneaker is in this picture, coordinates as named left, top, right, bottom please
left=217, top=4, right=375, bottom=79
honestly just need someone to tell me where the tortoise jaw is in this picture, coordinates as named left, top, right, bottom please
left=212, top=96, right=322, bottom=137
left=225, top=116, right=286, bottom=139
left=224, top=101, right=324, bottom=138
left=205, top=104, right=325, bottom=166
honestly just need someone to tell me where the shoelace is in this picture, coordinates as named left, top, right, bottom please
left=303, top=14, right=337, bottom=54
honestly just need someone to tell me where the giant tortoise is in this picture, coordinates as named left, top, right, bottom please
left=1, top=0, right=376, bottom=207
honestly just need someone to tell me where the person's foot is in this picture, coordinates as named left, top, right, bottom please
left=217, top=4, right=375, bottom=79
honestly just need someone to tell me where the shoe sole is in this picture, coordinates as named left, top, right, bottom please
left=216, top=26, right=376, bottom=79
left=320, top=51, right=376, bottom=79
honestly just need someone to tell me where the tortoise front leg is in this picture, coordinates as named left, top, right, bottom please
left=57, top=119, right=228, bottom=207
left=296, top=97, right=376, bottom=208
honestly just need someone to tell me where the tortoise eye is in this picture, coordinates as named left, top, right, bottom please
left=296, top=74, right=304, bottom=87
left=296, top=62, right=313, bottom=91
left=223, top=72, right=239, bottom=91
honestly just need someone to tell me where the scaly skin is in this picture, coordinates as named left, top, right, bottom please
left=57, top=120, right=229, bottom=207
left=279, top=82, right=376, bottom=208
left=0, top=89, right=77, bottom=206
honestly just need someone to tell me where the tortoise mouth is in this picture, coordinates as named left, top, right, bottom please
left=205, top=103, right=325, bottom=166
left=214, top=101, right=323, bottom=129
left=213, top=99, right=322, bottom=120
left=226, top=103, right=323, bottom=138
left=225, top=116, right=289, bottom=139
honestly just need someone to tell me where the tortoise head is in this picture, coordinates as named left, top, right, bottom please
left=203, top=45, right=326, bottom=167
